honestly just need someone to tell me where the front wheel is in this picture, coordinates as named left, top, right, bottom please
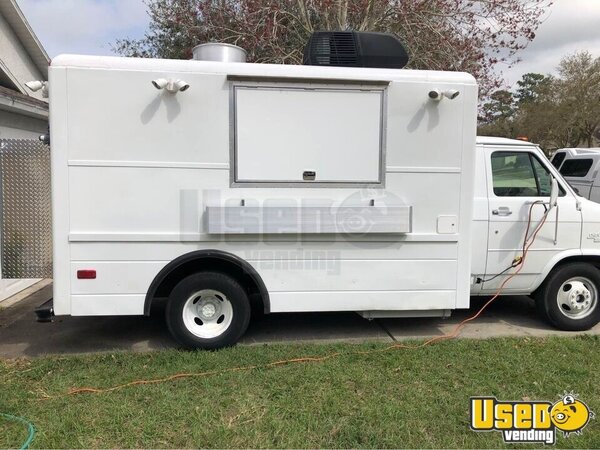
left=166, top=272, right=251, bottom=349
left=537, top=263, right=600, bottom=331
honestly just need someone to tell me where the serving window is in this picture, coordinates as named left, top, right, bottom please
left=231, top=84, right=386, bottom=186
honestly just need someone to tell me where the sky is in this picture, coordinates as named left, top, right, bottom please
left=17, top=0, right=149, bottom=56
left=16, top=0, right=600, bottom=88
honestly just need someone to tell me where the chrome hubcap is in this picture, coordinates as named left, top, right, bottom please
left=182, top=289, right=233, bottom=339
left=557, top=277, right=597, bottom=319
left=201, top=303, right=216, bottom=318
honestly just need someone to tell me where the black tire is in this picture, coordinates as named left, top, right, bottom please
left=165, top=272, right=251, bottom=350
left=536, top=263, right=600, bottom=331
left=534, top=291, right=550, bottom=323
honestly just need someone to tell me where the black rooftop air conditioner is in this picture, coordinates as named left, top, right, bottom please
left=303, top=31, right=409, bottom=69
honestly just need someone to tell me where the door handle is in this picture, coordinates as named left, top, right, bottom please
left=492, top=207, right=512, bottom=216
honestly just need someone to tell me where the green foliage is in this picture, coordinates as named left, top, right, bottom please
left=556, top=52, right=600, bottom=147
left=478, top=52, right=600, bottom=151
left=515, top=73, right=552, bottom=105
left=479, top=90, right=516, bottom=137
left=2, top=337, right=600, bottom=448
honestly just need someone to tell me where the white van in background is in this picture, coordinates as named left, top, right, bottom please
left=551, top=148, right=600, bottom=202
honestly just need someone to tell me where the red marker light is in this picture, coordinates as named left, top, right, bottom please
left=77, top=269, right=96, bottom=279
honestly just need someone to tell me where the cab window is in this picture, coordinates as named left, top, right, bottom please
left=551, top=151, right=566, bottom=169
left=559, top=158, right=593, bottom=177
left=491, top=151, right=561, bottom=197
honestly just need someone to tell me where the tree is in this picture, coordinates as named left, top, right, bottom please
left=512, top=53, right=600, bottom=149
left=514, top=72, right=551, bottom=105
left=479, top=52, right=600, bottom=151
left=556, top=51, right=600, bottom=147
left=513, top=76, right=575, bottom=150
left=115, top=0, right=551, bottom=96
left=478, top=89, right=516, bottom=137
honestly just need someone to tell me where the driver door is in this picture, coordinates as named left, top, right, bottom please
left=483, top=146, right=582, bottom=293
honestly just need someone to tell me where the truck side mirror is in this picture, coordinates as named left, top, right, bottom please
left=549, top=177, right=559, bottom=209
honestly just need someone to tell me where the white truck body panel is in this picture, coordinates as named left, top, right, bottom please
left=49, top=55, right=478, bottom=316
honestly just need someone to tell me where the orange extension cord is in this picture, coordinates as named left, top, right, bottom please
left=61, top=201, right=549, bottom=398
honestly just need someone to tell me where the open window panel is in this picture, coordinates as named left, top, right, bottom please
left=231, top=83, right=387, bottom=186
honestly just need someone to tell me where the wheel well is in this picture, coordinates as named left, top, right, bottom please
left=144, top=250, right=269, bottom=316
left=553, top=255, right=600, bottom=271
left=532, top=255, right=600, bottom=298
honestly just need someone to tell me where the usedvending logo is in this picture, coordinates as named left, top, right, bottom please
left=470, top=393, right=594, bottom=445
left=587, top=232, right=600, bottom=243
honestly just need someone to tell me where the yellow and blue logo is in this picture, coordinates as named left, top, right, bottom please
left=470, top=393, right=594, bottom=445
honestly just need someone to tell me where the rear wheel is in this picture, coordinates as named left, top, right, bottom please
left=166, top=272, right=251, bottom=349
left=537, top=263, right=600, bottom=331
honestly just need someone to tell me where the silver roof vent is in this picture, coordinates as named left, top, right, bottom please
left=192, top=43, right=247, bottom=63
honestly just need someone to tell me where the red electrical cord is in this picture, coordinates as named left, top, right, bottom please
left=60, top=201, right=550, bottom=397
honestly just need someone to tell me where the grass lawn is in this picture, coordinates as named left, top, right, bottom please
left=1, top=336, right=600, bottom=448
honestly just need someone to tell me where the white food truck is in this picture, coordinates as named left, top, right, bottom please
left=551, top=148, right=600, bottom=202
left=11, top=32, right=600, bottom=349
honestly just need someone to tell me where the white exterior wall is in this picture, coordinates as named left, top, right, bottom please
left=49, top=55, right=477, bottom=316
left=0, top=13, right=45, bottom=100
left=0, top=1, right=49, bottom=303
left=0, top=109, right=46, bottom=139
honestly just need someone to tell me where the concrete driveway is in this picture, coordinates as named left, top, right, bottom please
left=1, top=284, right=599, bottom=359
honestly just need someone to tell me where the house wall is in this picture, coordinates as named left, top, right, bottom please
left=0, top=1, right=49, bottom=303
left=0, top=109, right=46, bottom=139
left=0, top=12, right=45, bottom=100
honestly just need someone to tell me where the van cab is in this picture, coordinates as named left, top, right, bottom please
left=472, top=137, right=600, bottom=331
